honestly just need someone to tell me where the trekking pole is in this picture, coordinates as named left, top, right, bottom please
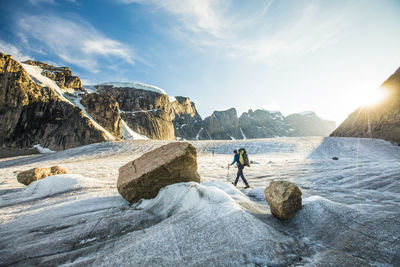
left=227, top=163, right=230, bottom=180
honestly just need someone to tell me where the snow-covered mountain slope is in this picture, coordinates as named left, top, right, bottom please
left=99, top=82, right=168, bottom=95
left=1, top=137, right=399, bottom=266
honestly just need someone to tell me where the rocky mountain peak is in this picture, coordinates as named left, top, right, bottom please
left=22, top=60, right=83, bottom=91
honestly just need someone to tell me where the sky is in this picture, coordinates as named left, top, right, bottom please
left=1, top=0, right=400, bottom=125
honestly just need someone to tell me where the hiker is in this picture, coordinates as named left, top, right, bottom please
left=230, top=149, right=250, bottom=189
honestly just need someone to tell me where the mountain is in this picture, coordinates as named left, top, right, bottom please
left=0, top=51, right=338, bottom=154
left=0, top=53, right=110, bottom=154
left=0, top=52, right=199, bottom=154
left=285, top=111, right=336, bottom=136
left=240, top=109, right=294, bottom=138
left=187, top=108, right=335, bottom=140
left=330, top=67, right=400, bottom=144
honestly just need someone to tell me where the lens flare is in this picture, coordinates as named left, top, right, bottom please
left=359, top=88, right=388, bottom=107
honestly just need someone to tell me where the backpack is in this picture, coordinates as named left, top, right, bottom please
left=238, top=148, right=250, bottom=167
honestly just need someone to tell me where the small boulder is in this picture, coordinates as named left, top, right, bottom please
left=50, top=166, right=68, bottom=175
left=118, top=142, right=200, bottom=203
left=332, top=157, right=339, bottom=160
left=264, top=181, right=302, bottom=220
left=17, top=166, right=68, bottom=185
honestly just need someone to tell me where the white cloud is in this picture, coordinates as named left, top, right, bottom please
left=17, top=15, right=136, bottom=72
left=29, top=0, right=56, bottom=5
left=121, top=0, right=229, bottom=38
left=0, top=40, right=31, bottom=62
left=122, top=1, right=345, bottom=62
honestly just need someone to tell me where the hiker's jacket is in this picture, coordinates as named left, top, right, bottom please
left=231, top=154, right=239, bottom=166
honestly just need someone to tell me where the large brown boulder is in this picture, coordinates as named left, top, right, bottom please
left=117, top=142, right=200, bottom=203
left=17, top=166, right=68, bottom=185
left=264, top=181, right=302, bottom=220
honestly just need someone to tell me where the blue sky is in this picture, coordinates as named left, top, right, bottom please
left=1, top=0, right=400, bottom=124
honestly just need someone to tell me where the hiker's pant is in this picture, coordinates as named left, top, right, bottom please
left=234, top=165, right=248, bottom=186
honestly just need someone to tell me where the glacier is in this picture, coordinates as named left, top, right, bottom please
left=0, top=137, right=399, bottom=266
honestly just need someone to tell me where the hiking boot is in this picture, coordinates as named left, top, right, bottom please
left=231, top=182, right=237, bottom=187
left=244, top=185, right=250, bottom=189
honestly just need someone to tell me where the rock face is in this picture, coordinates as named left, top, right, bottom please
left=96, top=84, right=176, bottom=140
left=171, top=97, right=203, bottom=140
left=202, top=108, right=242, bottom=140
left=285, top=111, right=336, bottom=136
left=239, top=109, right=294, bottom=138
left=17, top=166, right=68, bottom=185
left=22, top=60, right=83, bottom=91
left=330, top=67, right=400, bottom=144
left=0, top=52, right=108, bottom=151
left=264, top=181, right=302, bottom=220
left=117, top=142, right=200, bottom=203
left=80, top=93, right=122, bottom=138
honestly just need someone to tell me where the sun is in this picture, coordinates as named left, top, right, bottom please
left=358, top=87, right=388, bottom=107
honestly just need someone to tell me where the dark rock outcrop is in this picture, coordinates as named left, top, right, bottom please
left=239, top=109, right=293, bottom=138
left=264, top=181, right=302, bottom=220
left=285, top=111, right=336, bottom=136
left=0, top=52, right=108, bottom=151
left=80, top=93, right=122, bottom=138
left=117, top=142, right=200, bottom=203
left=330, top=67, right=400, bottom=144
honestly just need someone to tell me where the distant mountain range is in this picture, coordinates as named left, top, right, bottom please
left=0, top=51, right=337, bottom=153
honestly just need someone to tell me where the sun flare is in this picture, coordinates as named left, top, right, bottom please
left=358, top=88, right=388, bottom=107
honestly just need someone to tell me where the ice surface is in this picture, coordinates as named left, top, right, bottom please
left=0, top=137, right=399, bottom=266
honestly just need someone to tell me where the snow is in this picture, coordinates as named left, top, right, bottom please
left=0, top=137, right=400, bottom=266
left=83, top=85, right=97, bottom=93
left=240, top=127, right=247, bottom=139
left=168, top=96, right=176, bottom=102
left=21, top=63, right=72, bottom=102
left=21, top=64, right=116, bottom=141
left=298, top=110, right=315, bottom=116
left=65, top=93, right=115, bottom=140
left=99, top=82, right=167, bottom=95
left=33, top=144, right=56, bottom=154
left=195, top=127, right=204, bottom=140
left=120, top=119, right=148, bottom=140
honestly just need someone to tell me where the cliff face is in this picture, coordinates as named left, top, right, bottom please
left=330, top=67, right=400, bottom=144
left=22, top=60, right=83, bottom=91
left=285, top=112, right=336, bottom=136
left=239, top=109, right=293, bottom=138
left=80, top=93, right=122, bottom=138
left=171, top=96, right=203, bottom=140
left=96, top=84, right=176, bottom=140
left=202, top=108, right=242, bottom=140
left=0, top=53, right=108, bottom=151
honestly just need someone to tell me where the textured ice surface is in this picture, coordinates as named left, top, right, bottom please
left=0, top=137, right=399, bottom=266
